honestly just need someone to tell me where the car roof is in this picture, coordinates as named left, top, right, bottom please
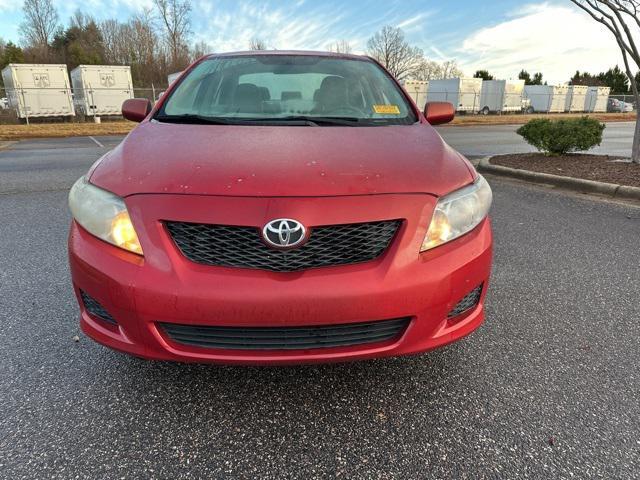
left=204, top=50, right=371, bottom=61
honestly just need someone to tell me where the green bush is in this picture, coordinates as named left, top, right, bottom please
left=516, top=117, right=605, bottom=155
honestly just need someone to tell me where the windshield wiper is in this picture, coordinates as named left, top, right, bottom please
left=232, top=116, right=320, bottom=126
left=154, top=114, right=236, bottom=125
left=154, top=114, right=364, bottom=127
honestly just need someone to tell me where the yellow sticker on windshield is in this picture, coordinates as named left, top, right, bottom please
left=373, top=104, right=401, bottom=114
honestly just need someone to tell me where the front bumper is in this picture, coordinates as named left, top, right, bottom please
left=69, top=193, right=492, bottom=365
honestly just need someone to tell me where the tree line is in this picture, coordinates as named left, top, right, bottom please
left=474, top=69, right=545, bottom=85
left=3, top=0, right=638, bottom=96
left=570, top=65, right=640, bottom=94
left=473, top=65, right=640, bottom=94
left=0, top=0, right=201, bottom=89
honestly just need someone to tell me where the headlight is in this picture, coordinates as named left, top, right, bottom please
left=421, top=175, right=492, bottom=251
left=68, top=176, right=143, bottom=255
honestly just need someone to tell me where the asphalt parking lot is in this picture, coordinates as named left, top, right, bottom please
left=436, top=121, right=635, bottom=157
left=1, top=127, right=639, bottom=478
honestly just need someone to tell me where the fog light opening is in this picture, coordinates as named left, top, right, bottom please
left=447, top=284, right=483, bottom=324
left=80, top=290, right=118, bottom=326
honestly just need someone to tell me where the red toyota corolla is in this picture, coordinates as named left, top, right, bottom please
left=68, top=51, right=492, bottom=365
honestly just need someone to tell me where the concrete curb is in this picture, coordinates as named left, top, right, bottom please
left=478, top=156, right=640, bottom=201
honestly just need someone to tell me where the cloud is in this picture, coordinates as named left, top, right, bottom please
left=457, top=2, right=625, bottom=84
left=397, top=12, right=432, bottom=31
left=51, top=0, right=154, bottom=22
left=192, top=0, right=436, bottom=54
left=194, top=0, right=363, bottom=52
left=429, top=45, right=447, bottom=61
left=0, top=0, right=20, bottom=13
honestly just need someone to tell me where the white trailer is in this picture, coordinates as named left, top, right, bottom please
left=426, top=78, right=483, bottom=113
left=584, top=86, right=610, bottom=112
left=168, top=72, right=182, bottom=85
left=1, top=63, right=74, bottom=119
left=71, top=65, right=133, bottom=116
left=565, top=85, right=588, bottom=112
left=479, top=79, right=525, bottom=114
left=523, top=85, right=568, bottom=113
left=402, top=80, right=428, bottom=110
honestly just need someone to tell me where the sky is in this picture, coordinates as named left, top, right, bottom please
left=0, top=0, right=626, bottom=84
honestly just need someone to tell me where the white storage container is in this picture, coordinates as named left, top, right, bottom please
left=426, top=78, right=483, bottom=113
left=479, top=79, right=525, bottom=114
left=584, top=86, right=610, bottom=112
left=71, top=65, right=133, bottom=116
left=565, top=85, right=588, bottom=112
left=402, top=80, right=428, bottom=110
left=1, top=63, right=74, bottom=118
left=523, top=85, right=568, bottom=113
left=168, top=72, right=182, bottom=85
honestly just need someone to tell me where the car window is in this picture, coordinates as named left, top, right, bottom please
left=158, top=55, right=417, bottom=126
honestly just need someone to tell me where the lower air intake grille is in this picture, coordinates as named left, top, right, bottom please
left=160, top=317, right=410, bottom=350
left=165, top=220, right=401, bottom=272
left=447, top=284, right=483, bottom=319
left=80, top=290, right=117, bottom=325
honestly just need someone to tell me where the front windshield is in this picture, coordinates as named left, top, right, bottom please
left=157, top=54, right=417, bottom=126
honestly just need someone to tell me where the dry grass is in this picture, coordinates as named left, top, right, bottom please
left=449, top=112, right=635, bottom=126
left=0, top=121, right=136, bottom=140
left=0, top=112, right=635, bottom=140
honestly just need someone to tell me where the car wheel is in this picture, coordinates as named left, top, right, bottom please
left=481, top=106, right=490, bottom=115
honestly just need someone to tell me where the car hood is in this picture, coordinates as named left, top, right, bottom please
left=90, top=121, right=474, bottom=198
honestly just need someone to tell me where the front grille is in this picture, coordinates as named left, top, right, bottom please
left=80, top=290, right=117, bottom=325
left=447, top=284, right=483, bottom=319
left=166, top=220, right=401, bottom=272
left=160, top=317, right=410, bottom=350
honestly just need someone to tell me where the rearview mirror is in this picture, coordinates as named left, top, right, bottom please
left=122, top=98, right=152, bottom=123
left=423, top=102, right=455, bottom=125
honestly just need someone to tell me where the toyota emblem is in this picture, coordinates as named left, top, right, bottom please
left=262, top=219, right=306, bottom=248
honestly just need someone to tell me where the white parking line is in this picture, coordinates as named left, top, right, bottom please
left=88, top=136, right=105, bottom=148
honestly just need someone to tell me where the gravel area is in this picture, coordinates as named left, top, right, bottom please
left=491, top=153, right=640, bottom=187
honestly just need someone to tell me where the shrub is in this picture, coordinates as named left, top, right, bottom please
left=516, top=117, right=605, bottom=155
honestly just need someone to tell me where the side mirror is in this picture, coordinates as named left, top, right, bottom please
left=122, top=98, right=152, bottom=122
left=423, top=101, right=455, bottom=125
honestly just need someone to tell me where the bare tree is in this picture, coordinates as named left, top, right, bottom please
left=131, top=10, right=164, bottom=85
left=100, top=19, right=128, bottom=65
left=20, top=0, right=59, bottom=54
left=440, top=60, right=463, bottom=78
left=99, top=8, right=197, bottom=87
left=191, top=40, right=211, bottom=59
left=410, top=57, right=464, bottom=81
left=70, top=10, right=92, bottom=30
left=413, top=58, right=442, bottom=80
left=249, top=38, right=267, bottom=50
left=366, top=26, right=423, bottom=80
left=570, top=0, right=640, bottom=163
left=328, top=40, right=352, bottom=54
left=153, top=0, right=192, bottom=69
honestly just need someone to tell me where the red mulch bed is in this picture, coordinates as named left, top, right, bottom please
left=491, top=153, right=640, bottom=188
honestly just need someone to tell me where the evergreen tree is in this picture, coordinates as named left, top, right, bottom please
left=1, top=41, right=25, bottom=69
left=518, top=69, right=531, bottom=84
left=531, top=72, right=543, bottom=85
left=597, top=65, right=629, bottom=94
left=473, top=69, right=493, bottom=81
